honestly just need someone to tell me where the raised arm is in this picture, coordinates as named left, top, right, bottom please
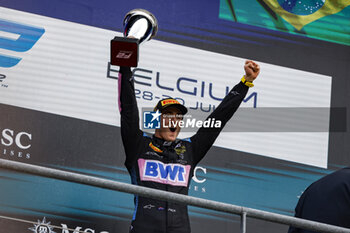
left=190, top=60, right=260, bottom=165
left=118, top=66, right=145, bottom=168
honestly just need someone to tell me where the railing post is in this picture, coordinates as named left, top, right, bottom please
left=240, top=211, right=247, bottom=233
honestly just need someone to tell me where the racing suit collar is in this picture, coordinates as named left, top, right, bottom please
left=152, top=134, right=179, bottom=162
left=152, top=134, right=179, bottom=147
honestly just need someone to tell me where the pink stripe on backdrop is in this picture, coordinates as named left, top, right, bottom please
left=118, top=72, right=122, bottom=113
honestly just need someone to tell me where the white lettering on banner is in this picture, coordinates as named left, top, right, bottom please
left=1, top=128, right=32, bottom=159
left=190, top=166, right=207, bottom=193
left=15, top=131, right=32, bottom=149
left=61, top=224, right=109, bottom=233
left=1, top=129, right=32, bottom=149
left=193, top=166, right=207, bottom=184
left=31, top=220, right=110, bottom=233
left=1, top=129, right=13, bottom=146
left=61, top=224, right=82, bottom=233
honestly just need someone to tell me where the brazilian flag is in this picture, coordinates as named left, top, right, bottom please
left=219, top=0, right=350, bottom=45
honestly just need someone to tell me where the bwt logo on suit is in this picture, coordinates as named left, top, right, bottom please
left=1, top=128, right=32, bottom=159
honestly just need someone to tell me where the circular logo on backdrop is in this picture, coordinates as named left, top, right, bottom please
left=28, top=217, right=56, bottom=233
left=278, top=0, right=325, bottom=15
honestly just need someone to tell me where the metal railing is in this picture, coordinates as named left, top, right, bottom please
left=0, top=159, right=349, bottom=233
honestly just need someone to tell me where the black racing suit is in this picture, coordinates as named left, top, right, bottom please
left=288, top=167, right=350, bottom=233
left=118, top=66, right=249, bottom=233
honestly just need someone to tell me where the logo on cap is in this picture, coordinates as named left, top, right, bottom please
left=161, top=99, right=180, bottom=106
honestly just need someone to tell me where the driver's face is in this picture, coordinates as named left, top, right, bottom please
left=155, top=106, right=183, bottom=141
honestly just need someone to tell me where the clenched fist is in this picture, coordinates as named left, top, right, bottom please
left=244, top=60, right=260, bottom=82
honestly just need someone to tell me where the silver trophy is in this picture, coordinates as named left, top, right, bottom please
left=111, top=9, right=158, bottom=67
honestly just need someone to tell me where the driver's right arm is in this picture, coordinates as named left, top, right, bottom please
left=118, top=66, right=145, bottom=168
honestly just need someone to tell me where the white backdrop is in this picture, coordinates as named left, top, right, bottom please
left=0, top=7, right=332, bottom=168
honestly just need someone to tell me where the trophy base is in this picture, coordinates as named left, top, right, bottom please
left=110, top=37, right=139, bottom=67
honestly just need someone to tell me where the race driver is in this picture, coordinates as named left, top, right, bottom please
left=118, top=60, right=260, bottom=233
